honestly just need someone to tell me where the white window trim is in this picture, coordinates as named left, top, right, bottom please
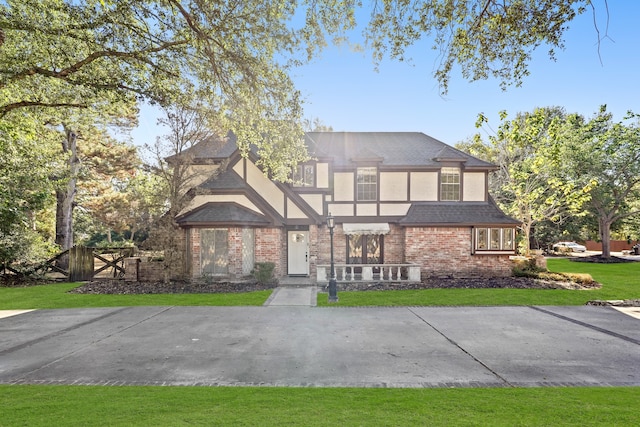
left=473, top=227, right=516, bottom=253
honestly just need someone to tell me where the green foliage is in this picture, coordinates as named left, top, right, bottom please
left=565, top=107, right=640, bottom=256
left=0, top=0, right=321, bottom=178
left=252, top=262, right=276, bottom=283
left=365, top=0, right=592, bottom=94
left=0, top=114, right=58, bottom=265
left=459, top=107, right=593, bottom=254
left=1, top=0, right=604, bottom=172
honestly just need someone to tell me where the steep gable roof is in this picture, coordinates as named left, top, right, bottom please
left=199, top=168, right=248, bottom=191
left=304, top=132, right=494, bottom=168
left=175, top=202, right=270, bottom=227
left=165, top=131, right=238, bottom=164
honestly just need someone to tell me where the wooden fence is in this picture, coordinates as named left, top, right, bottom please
left=3, top=246, right=134, bottom=281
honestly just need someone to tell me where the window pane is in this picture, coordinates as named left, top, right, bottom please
left=502, top=228, right=514, bottom=250
left=242, top=228, right=254, bottom=275
left=477, top=228, right=488, bottom=250
left=304, top=165, right=314, bottom=186
left=201, top=229, right=228, bottom=275
left=293, top=165, right=314, bottom=187
left=357, top=167, right=377, bottom=201
left=490, top=228, right=500, bottom=250
left=348, top=234, right=363, bottom=264
left=441, top=167, right=460, bottom=201
left=366, top=235, right=381, bottom=264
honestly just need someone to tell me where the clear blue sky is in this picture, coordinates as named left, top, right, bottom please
left=133, top=1, right=640, bottom=147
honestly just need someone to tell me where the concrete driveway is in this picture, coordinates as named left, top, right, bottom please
left=1, top=305, right=638, bottom=388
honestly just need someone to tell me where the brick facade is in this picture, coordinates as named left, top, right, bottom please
left=184, top=224, right=513, bottom=281
left=404, top=227, right=512, bottom=278
left=255, top=227, right=285, bottom=277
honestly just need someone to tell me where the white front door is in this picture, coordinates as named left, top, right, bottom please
left=287, top=231, right=309, bottom=275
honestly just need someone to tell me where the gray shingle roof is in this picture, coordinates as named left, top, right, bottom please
left=175, top=202, right=269, bottom=226
left=304, top=132, right=494, bottom=168
left=400, top=201, right=521, bottom=226
left=199, top=169, right=247, bottom=190
left=165, top=132, right=238, bottom=164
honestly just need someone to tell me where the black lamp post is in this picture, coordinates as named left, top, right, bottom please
left=327, top=213, right=338, bottom=303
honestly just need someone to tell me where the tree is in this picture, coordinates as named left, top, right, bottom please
left=365, top=0, right=604, bottom=94
left=0, top=0, right=319, bottom=178
left=459, top=107, right=593, bottom=254
left=1, top=1, right=608, bottom=167
left=77, top=135, right=142, bottom=245
left=0, top=114, right=58, bottom=267
left=145, top=104, right=228, bottom=282
left=567, top=106, right=640, bottom=257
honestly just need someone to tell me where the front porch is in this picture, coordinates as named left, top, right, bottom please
left=316, top=263, right=421, bottom=283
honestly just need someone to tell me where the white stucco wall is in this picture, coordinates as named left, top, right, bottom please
left=333, top=172, right=354, bottom=201
left=410, top=172, right=438, bottom=201
left=286, top=198, right=308, bottom=219
left=316, top=163, right=329, bottom=188
left=300, top=194, right=324, bottom=215
left=356, top=203, right=377, bottom=216
left=379, top=203, right=411, bottom=216
left=463, top=172, right=486, bottom=201
left=327, top=203, right=354, bottom=216
left=245, top=160, right=285, bottom=216
left=380, top=172, right=408, bottom=201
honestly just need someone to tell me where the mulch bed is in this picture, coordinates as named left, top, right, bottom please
left=68, top=275, right=599, bottom=295
left=569, top=255, right=638, bottom=264
left=68, top=280, right=278, bottom=295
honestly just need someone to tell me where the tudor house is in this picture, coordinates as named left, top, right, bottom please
left=174, top=131, right=520, bottom=282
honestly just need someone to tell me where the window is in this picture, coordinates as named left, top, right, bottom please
left=440, top=167, right=460, bottom=201
left=357, top=167, right=377, bottom=201
left=475, top=228, right=515, bottom=251
left=200, top=229, right=228, bottom=275
left=241, top=228, right=255, bottom=276
left=347, top=234, right=383, bottom=265
left=293, top=164, right=314, bottom=187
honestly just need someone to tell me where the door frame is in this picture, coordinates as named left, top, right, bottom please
left=287, top=229, right=310, bottom=276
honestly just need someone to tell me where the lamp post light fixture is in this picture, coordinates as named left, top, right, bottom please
left=327, top=213, right=338, bottom=303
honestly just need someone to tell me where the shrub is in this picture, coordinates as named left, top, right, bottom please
left=513, top=266, right=595, bottom=285
left=251, top=262, right=275, bottom=283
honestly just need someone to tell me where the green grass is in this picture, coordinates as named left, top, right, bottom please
left=0, top=282, right=271, bottom=309
left=2, top=262, right=638, bottom=425
left=0, top=385, right=638, bottom=426
left=317, top=258, right=640, bottom=306
left=2, top=258, right=638, bottom=309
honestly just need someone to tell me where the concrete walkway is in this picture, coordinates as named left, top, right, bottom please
left=264, top=286, right=317, bottom=306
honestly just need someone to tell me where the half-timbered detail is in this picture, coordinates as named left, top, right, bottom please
left=174, top=131, right=520, bottom=282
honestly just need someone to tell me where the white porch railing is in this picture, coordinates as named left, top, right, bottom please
left=316, top=264, right=421, bottom=283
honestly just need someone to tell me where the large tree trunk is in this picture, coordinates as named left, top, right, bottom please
left=599, top=217, right=613, bottom=258
left=55, top=128, right=80, bottom=253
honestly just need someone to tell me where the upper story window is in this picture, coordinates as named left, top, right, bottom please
left=293, top=164, right=315, bottom=187
left=440, top=167, right=460, bottom=201
left=356, top=167, right=377, bottom=201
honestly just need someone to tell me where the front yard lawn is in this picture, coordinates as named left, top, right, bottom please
left=0, top=282, right=271, bottom=310
left=316, top=258, right=640, bottom=306
left=1, top=258, right=638, bottom=309
left=1, top=385, right=638, bottom=426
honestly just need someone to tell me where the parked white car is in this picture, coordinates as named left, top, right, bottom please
left=552, top=241, right=587, bottom=253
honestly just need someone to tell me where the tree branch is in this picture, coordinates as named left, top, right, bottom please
left=2, top=40, right=189, bottom=88
left=0, top=101, right=88, bottom=118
